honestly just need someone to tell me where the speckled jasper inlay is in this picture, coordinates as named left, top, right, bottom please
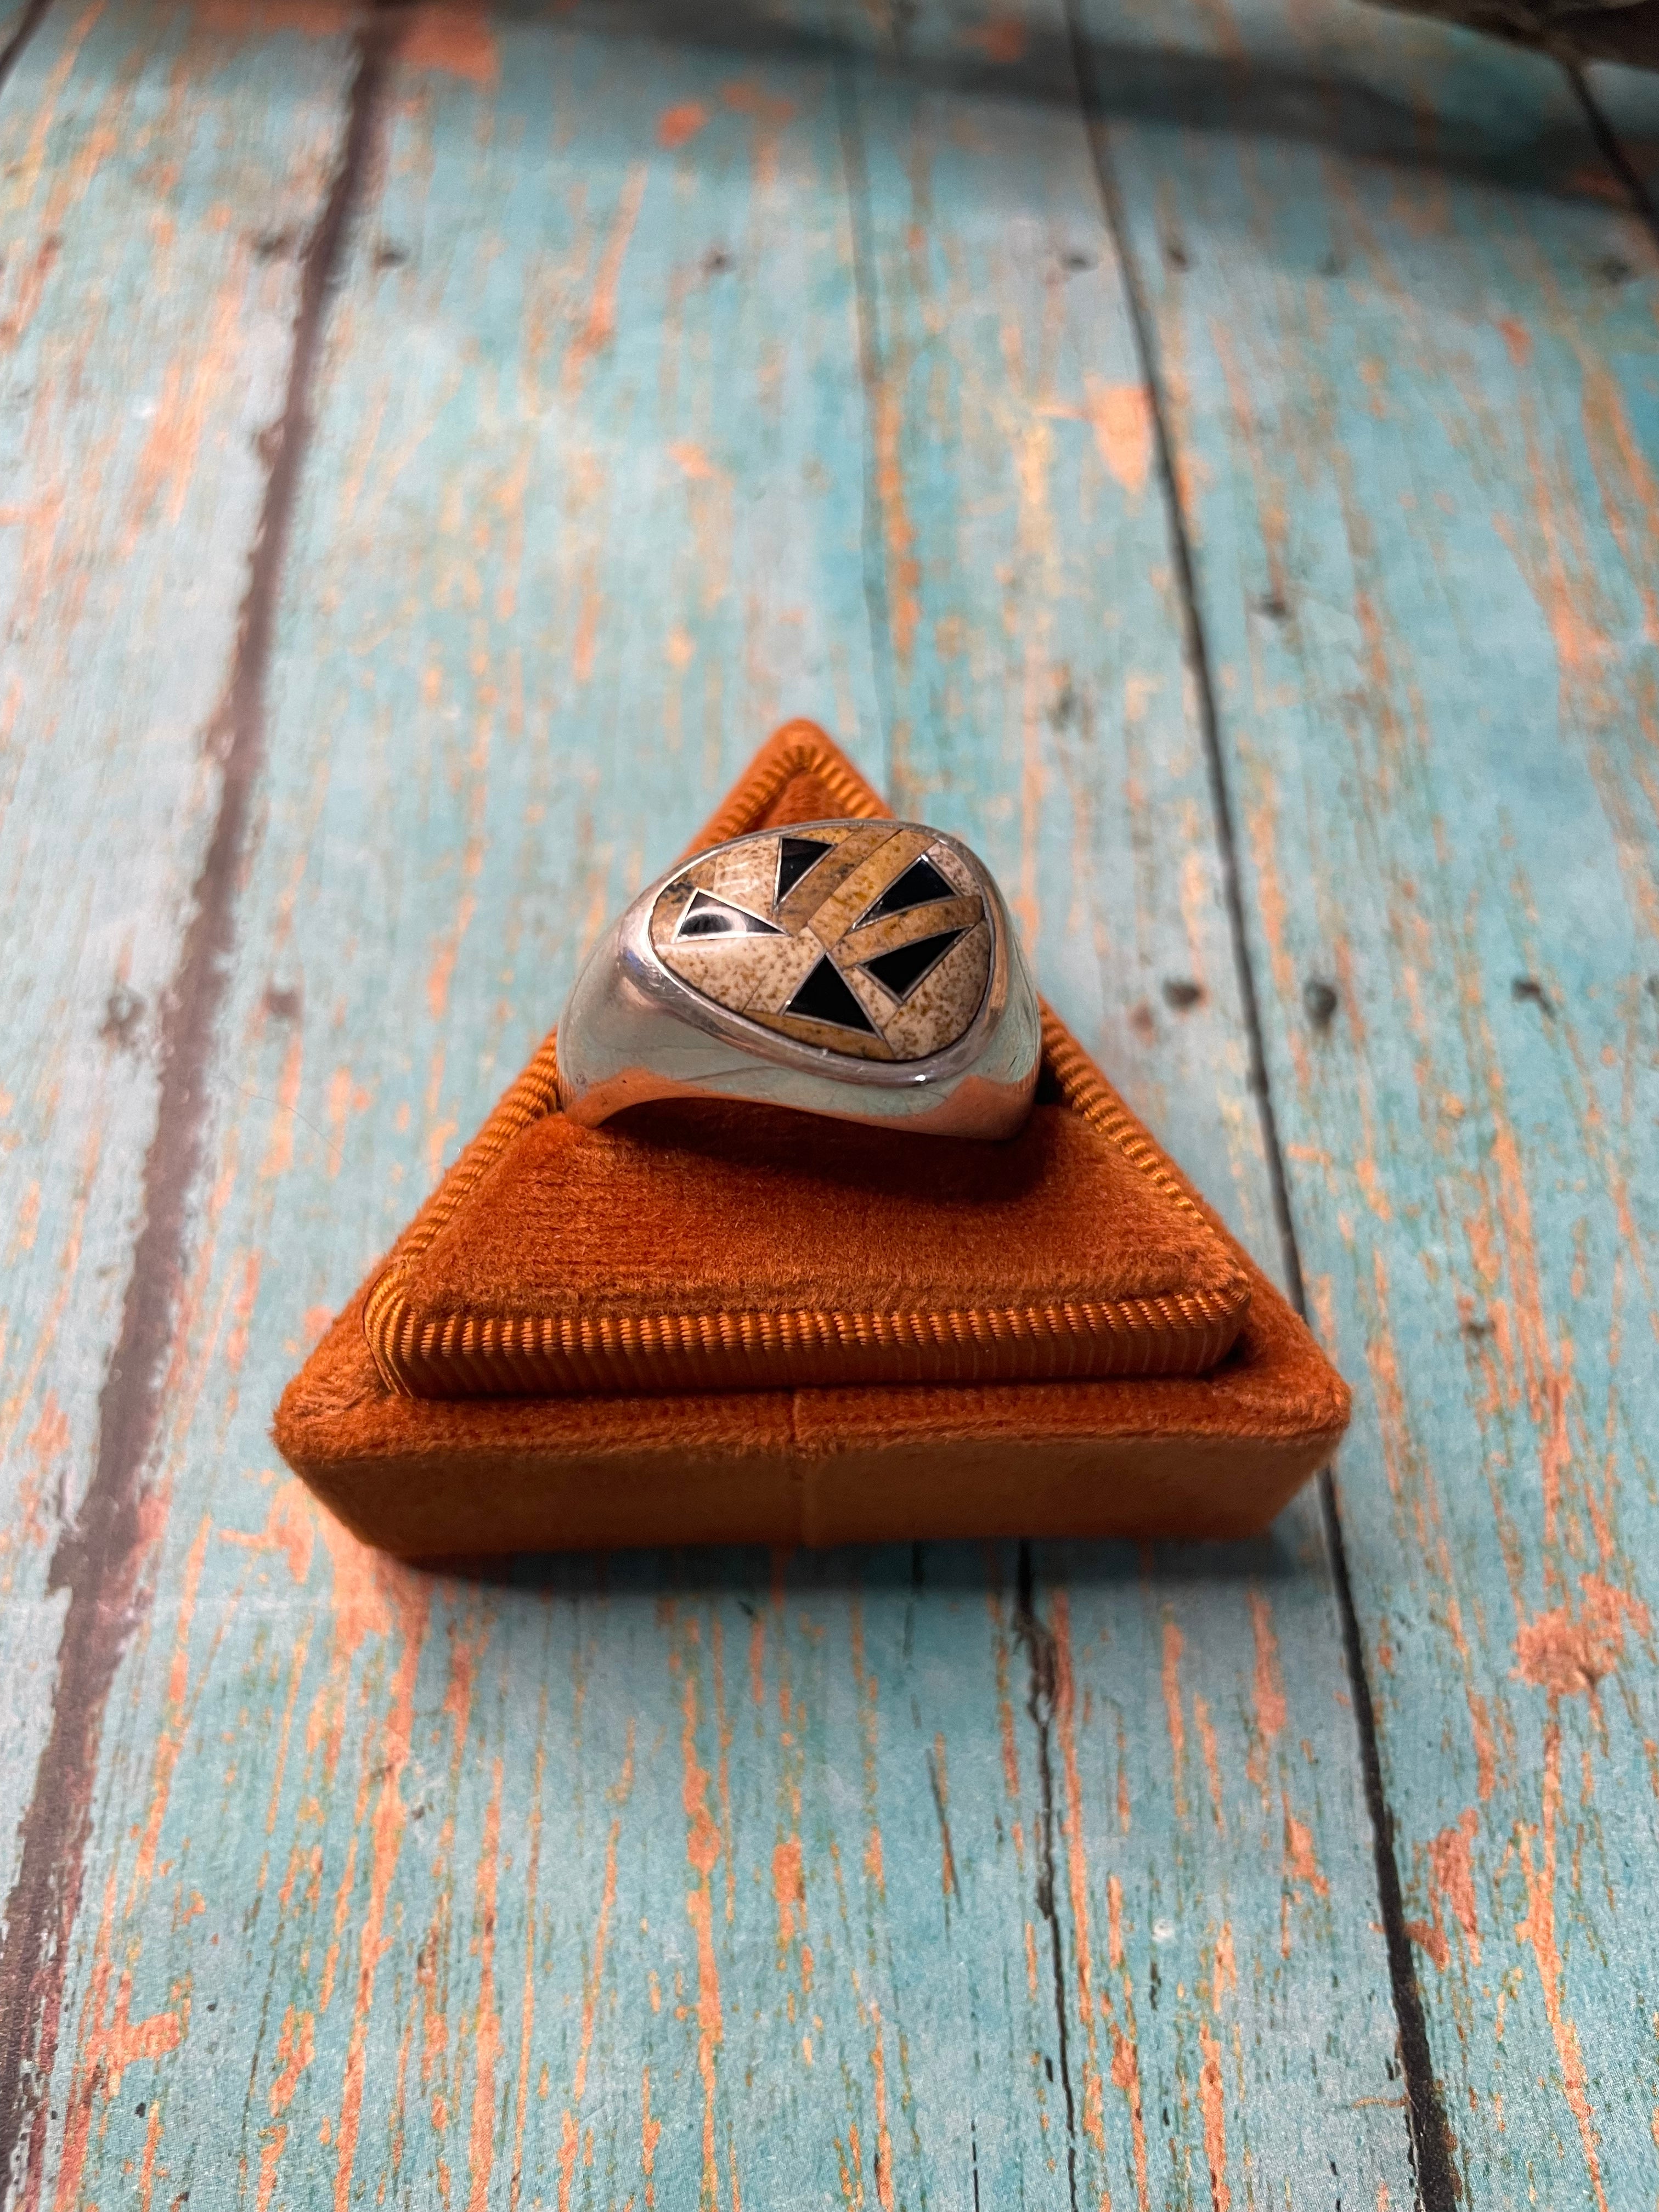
left=650, top=823, right=993, bottom=1062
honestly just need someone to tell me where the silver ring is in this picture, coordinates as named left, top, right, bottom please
left=557, top=818, right=1041, bottom=1139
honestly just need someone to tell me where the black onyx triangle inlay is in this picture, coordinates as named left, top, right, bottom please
left=678, top=889, right=782, bottom=939
left=861, top=928, right=965, bottom=1002
left=785, top=956, right=878, bottom=1035
left=862, top=854, right=955, bottom=922
left=776, top=835, right=832, bottom=901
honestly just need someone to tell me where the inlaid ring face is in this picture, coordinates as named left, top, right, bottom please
left=557, top=813, right=1040, bottom=1138
left=648, top=822, right=993, bottom=1063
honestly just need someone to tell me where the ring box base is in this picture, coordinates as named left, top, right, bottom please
left=274, top=721, right=1349, bottom=1555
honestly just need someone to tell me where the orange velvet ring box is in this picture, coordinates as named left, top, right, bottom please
left=274, top=721, right=1349, bottom=1555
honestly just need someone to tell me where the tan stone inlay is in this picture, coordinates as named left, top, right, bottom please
left=736, top=929, right=823, bottom=1015
left=928, top=842, right=977, bottom=896
left=802, top=826, right=935, bottom=950
left=708, top=838, right=780, bottom=921
left=773, top=821, right=893, bottom=929
left=834, top=894, right=984, bottom=968
left=746, top=1005, right=899, bottom=1060
left=837, top=958, right=904, bottom=1033
left=650, top=825, right=995, bottom=1062
left=881, top=921, right=991, bottom=1060
left=652, top=934, right=789, bottom=1011
left=650, top=879, right=697, bottom=939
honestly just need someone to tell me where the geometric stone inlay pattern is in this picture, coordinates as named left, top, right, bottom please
left=650, top=822, right=992, bottom=1062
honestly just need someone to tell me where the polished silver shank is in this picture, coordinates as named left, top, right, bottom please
left=556, top=818, right=1041, bottom=1139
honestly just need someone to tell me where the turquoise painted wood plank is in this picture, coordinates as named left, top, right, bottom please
left=0, top=0, right=355, bottom=1924
left=843, top=19, right=1415, bottom=2202
left=1086, top=0, right=1659, bottom=2196
left=45, top=1533, right=1061, bottom=2210
left=19, top=21, right=1074, bottom=2210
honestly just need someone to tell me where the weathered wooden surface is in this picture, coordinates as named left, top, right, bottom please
left=0, top=0, right=353, bottom=1932
left=849, top=21, right=1413, bottom=2199
left=1084, top=0, right=1659, bottom=2199
left=0, top=0, right=1655, bottom=2204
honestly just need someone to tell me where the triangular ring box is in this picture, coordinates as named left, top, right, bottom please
left=275, top=722, right=1348, bottom=1554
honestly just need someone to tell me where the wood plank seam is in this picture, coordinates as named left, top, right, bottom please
left=1058, top=5, right=1464, bottom=2203
left=0, top=22, right=396, bottom=2193
left=1013, top=1541, right=1083, bottom=2212
left=830, top=43, right=1406, bottom=2200
left=832, top=59, right=901, bottom=780
left=1568, top=62, right=1659, bottom=238
left=0, top=0, right=52, bottom=104
left=836, top=65, right=1094, bottom=2205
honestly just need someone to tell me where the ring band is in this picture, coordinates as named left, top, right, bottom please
left=556, top=817, right=1041, bottom=1140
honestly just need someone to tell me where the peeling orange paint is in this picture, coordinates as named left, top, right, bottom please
left=125, top=282, right=241, bottom=543
left=657, top=99, right=708, bottom=149
left=557, top=1767, right=628, bottom=2208
left=193, top=0, right=349, bottom=39
left=641, top=2065, right=662, bottom=2210
left=1283, top=1799, right=1330, bottom=1944
left=271, top=2005, right=315, bottom=2115
left=848, top=1604, right=887, bottom=1906
left=867, top=2001, right=896, bottom=2212
left=402, top=3, right=499, bottom=82
left=509, top=1706, right=549, bottom=2212
left=330, top=1573, right=430, bottom=2212
left=962, top=12, right=1026, bottom=60
left=221, top=1474, right=315, bottom=1587
left=1085, top=376, right=1153, bottom=497
left=131, top=1515, right=212, bottom=1901
left=258, top=1026, right=304, bottom=1180
left=1050, top=1595, right=1114, bottom=2175
left=1412, top=1808, right=1481, bottom=1974
left=681, top=1660, right=724, bottom=2212
left=566, top=165, right=648, bottom=391
left=1198, top=2018, right=1231, bottom=2212
left=718, top=78, right=795, bottom=192
left=1105, top=1869, right=1151, bottom=2212
left=1161, top=1615, right=1188, bottom=1824
left=1516, top=1720, right=1609, bottom=2212
left=137, top=2096, right=163, bottom=2212
left=1213, top=1921, right=1237, bottom=2010
left=1194, top=1694, right=1224, bottom=1829
left=466, top=1757, right=505, bottom=2212
left=669, top=440, right=720, bottom=483
left=772, top=1835, right=804, bottom=1953
left=49, top=1863, right=184, bottom=2212
left=873, top=374, right=919, bottom=670
left=1515, top=1576, right=1650, bottom=1699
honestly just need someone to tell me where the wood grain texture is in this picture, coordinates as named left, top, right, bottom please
left=19, top=22, right=1056, bottom=2209
left=18, top=35, right=1086, bottom=2200
left=2, top=7, right=1422, bottom=2208
left=0, top=0, right=354, bottom=1925
left=844, top=15, right=1414, bottom=2198
left=9, top=0, right=1655, bottom=2198
left=1084, top=0, right=1659, bottom=2196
